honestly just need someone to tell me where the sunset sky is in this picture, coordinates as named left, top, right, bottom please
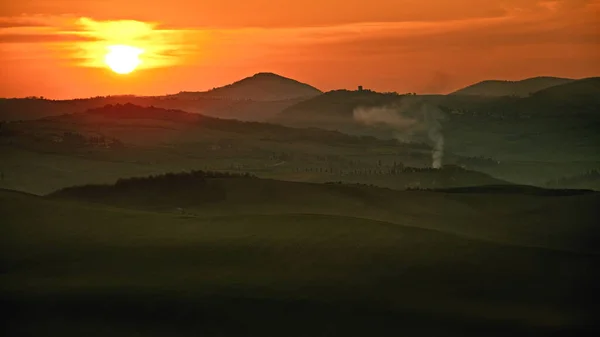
left=1, top=0, right=599, bottom=99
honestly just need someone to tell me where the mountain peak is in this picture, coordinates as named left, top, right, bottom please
left=177, top=72, right=322, bottom=101
left=251, top=72, right=284, bottom=78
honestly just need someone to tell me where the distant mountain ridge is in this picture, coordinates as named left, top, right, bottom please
left=487, top=77, right=600, bottom=115
left=451, top=76, right=574, bottom=97
left=175, top=72, right=322, bottom=101
left=0, top=73, right=322, bottom=122
left=529, top=77, right=600, bottom=100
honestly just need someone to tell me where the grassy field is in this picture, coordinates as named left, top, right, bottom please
left=2, top=178, right=599, bottom=336
left=48, top=175, right=600, bottom=253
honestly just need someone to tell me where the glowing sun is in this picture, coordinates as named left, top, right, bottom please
left=104, top=45, right=144, bottom=74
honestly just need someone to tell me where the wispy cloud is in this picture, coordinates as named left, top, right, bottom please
left=0, top=15, right=199, bottom=69
left=71, top=17, right=199, bottom=69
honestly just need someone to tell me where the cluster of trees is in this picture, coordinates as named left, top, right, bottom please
left=546, top=169, right=600, bottom=187
left=56, top=132, right=124, bottom=149
left=297, top=164, right=463, bottom=176
left=52, top=170, right=257, bottom=199
left=325, top=181, right=378, bottom=188
left=456, top=155, right=500, bottom=167
left=113, top=170, right=256, bottom=188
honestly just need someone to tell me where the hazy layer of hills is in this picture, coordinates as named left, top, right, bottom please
left=1, top=103, right=513, bottom=195
left=0, top=94, right=302, bottom=122
left=275, top=79, right=600, bottom=185
left=1, top=74, right=599, bottom=190
left=0, top=72, right=321, bottom=122
left=1, top=74, right=597, bottom=123
left=450, top=76, right=574, bottom=97
left=174, top=72, right=322, bottom=101
left=278, top=77, right=600, bottom=121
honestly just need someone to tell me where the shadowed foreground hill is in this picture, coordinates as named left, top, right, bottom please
left=2, top=186, right=599, bottom=336
left=49, top=171, right=599, bottom=254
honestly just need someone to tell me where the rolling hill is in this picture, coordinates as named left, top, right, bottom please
left=174, top=72, right=322, bottom=101
left=273, top=89, right=410, bottom=137
left=450, top=76, right=574, bottom=97
left=2, top=174, right=599, bottom=336
left=513, top=77, right=600, bottom=114
left=48, top=171, right=598, bottom=253
left=277, top=89, right=403, bottom=119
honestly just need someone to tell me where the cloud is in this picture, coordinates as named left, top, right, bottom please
left=0, top=33, right=97, bottom=43
left=0, top=15, right=85, bottom=45
left=0, top=19, right=46, bottom=29
left=68, top=17, right=199, bottom=69
left=0, top=16, right=199, bottom=69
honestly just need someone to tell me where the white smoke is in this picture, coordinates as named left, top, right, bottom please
left=353, top=96, right=445, bottom=169
left=353, top=105, right=417, bottom=130
left=423, top=104, right=445, bottom=169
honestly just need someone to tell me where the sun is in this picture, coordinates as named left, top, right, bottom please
left=104, top=45, right=144, bottom=74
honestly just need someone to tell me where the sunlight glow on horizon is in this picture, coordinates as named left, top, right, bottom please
left=104, top=45, right=144, bottom=74
left=0, top=0, right=598, bottom=98
left=73, top=17, right=192, bottom=71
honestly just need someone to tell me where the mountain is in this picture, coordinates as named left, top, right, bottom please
left=174, top=72, right=322, bottom=101
left=526, top=77, right=600, bottom=103
left=478, top=77, right=600, bottom=116
left=450, top=76, right=574, bottom=97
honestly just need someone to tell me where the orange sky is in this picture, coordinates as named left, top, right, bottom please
left=1, top=0, right=599, bottom=98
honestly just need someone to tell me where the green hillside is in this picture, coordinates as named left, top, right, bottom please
left=49, top=172, right=599, bottom=254
left=2, top=182, right=599, bottom=336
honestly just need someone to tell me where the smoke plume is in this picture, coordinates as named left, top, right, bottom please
left=353, top=105, right=417, bottom=130
left=423, top=104, right=444, bottom=169
left=353, top=96, right=445, bottom=169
